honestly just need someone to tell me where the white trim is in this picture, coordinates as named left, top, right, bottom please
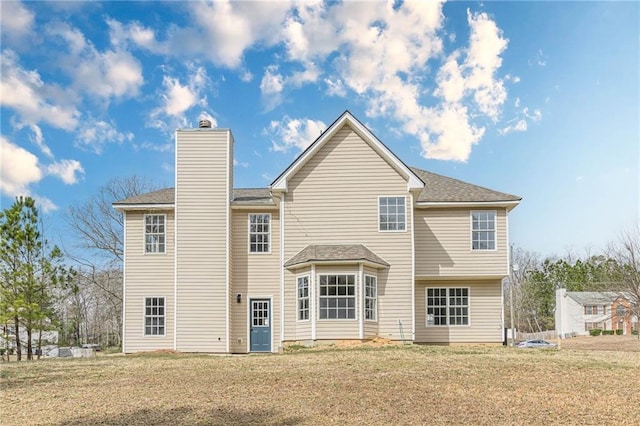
left=113, top=203, right=174, bottom=211
left=359, top=264, right=364, bottom=339
left=231, top=204, right=278, bottom=210
left=143, top=213, right=167, bottom=255
left=122, top=213, right=127, bottom=353
left=247, top=296, right=275, bottom=353
left=416, top=200, right=520, bottom=209
left=142, top=296, right=167, bottom=337
left=247, top=213, right=272, bottom=254
left=173, top=130, right=178, bottom=351
left=225, top=130, right=231, bottom=354
left=271, top=112, right=424, bottom=192
left=296, top=274, right=311, bottom=322
left=377, top=195, right=407, bottom=233
left=284, top=259, right=389, bottom=270
left=470, top=210, right=498, bottom=252
left=410, top=192, right=415, bottom=339
left=506, top=211, right=510, bottom=276
left=311, top=264, right=316, bottom=340
left=425, top=287, right=471, bottom=328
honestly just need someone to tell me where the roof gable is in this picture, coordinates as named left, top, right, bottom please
left=271, top=111, right=424, bottom=192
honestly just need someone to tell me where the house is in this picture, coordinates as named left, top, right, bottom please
left=555, top=288, right=638, bottom=337
left=113, top=111, right=521, bottom=353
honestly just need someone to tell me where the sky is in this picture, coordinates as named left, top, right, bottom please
left=1, top=0, right=638, bottom=258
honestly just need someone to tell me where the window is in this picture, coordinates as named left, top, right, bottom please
left=365, top=275, right=377, bottom=321
left=616, top=304, right=625, bottom=318
left=249, top=214, right=270, bottom=253
left=584, top=305, right=603, bottom=315
left=145, top=214, right=166, bottom=253
left=319, top=274, right=356, bottom=319
left=297, top=276, right=309, bottom=321
left=471, top=211, right=496, bottom=250
left=379, top=197, right=406, bottom=231
left=144, top=297, right=165, bottom=336
left=426, top=288, right=469, bottom=326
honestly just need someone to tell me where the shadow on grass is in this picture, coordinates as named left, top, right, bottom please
left=57, top=406, right=304, bottom=425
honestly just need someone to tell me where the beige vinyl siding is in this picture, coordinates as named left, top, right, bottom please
left=282, top=124, right=413, bottom=342
left=230, top=209, right=280, bottom=353
left=414, top=208, right=508, bottom=278
left=175, top=129, right=230, bottom=352
left=123, top=210, right=175, bottom=352
left=415, top=279, right=503, bottom=343
left=286, top=266, right=312, bottom=342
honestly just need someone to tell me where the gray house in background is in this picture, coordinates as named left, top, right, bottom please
left=556, top=288, right=638, bottom=337
left=114, top=111, right=521, bottom=353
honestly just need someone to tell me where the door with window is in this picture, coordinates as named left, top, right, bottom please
left=250, top=299, right=271, bottom=352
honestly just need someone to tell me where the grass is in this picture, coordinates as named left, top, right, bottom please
left=1, top=341, right=639, bottom=425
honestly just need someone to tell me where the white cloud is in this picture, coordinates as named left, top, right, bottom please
left=150, top=66, right=212, bottom=132
left=325, top=78, right=347, bottom=97
left=266, top=116, right=326, bottom=153
left=240, top=70, right=254, bottom=82
left=0, top=136, right=42, bottom=196
left=0, top=50, right=80, bottom=131
left=75, top=119, right=134, bottom=154
left=46, top=159, right=85, bottom=185
left=47, top=22, right=144, bottom=100
left=499, top=106, right=542, bottom=135
left=0, top=1, right=34, bottom=39
left=234, top=159, right=249, bottom=168
left=260, top=65, right=285, bottom=110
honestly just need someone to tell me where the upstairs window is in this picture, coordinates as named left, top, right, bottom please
left=145, top=214, right=166, bottom=253
left=471, top=211, right=496, bottom=250
left=249, top=214, right=270, bottom=253
left=379, top=197, right=406, bottom=231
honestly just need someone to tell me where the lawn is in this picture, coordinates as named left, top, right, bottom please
left=1, top=340, right=639, bottom=425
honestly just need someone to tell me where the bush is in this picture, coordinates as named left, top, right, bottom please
left=615, top=329, right=623, bottom=335
left=589, top=329, right=602, bottom=336
left=602, top=330, right=614, bottom=335
left=632, top=330, right=639, bottom=336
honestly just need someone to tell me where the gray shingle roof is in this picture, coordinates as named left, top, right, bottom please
left=114, top=168, right=520, bottom=207
left=284, top=244, right=390, bottom=268
left=566, top=292, right=625, bottom=305
left=410, top=167, right=521, bottom=203
left=113, top=188, right=275, bottom=206
left=113, top=188, right=175, bottom=205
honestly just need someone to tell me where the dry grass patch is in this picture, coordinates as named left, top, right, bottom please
left=2, top=345, right=639, bottom=425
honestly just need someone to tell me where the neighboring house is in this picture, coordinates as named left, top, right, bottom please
left=555, top=288, right=638, bottom=337
left=1, top=326, right=58, bottom=354
left=113, top=111, right=521, bottom=353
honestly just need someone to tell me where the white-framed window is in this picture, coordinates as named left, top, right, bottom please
left=471, top=211, right=496, bottom=250
left=297, top=276, right=309, bottom=321
left=584, top=305, right=604, bottom=315
left=319, top=274, right=356, bottom=320
left=144, top=214, right=166, bottom=254
left=426, top=288, right=469, bottom=326
left=144, top=297, right=165, bottom=336
left=379, top=196, right=406, bottom=231
left=249, top=214, right=270, bottom=253
left=364, top=275, right=377, bottom=321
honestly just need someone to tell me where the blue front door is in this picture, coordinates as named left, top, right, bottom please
left=250, top=299, right=271, bottom=352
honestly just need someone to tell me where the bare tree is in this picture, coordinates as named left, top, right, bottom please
left=607, top=226, right=640, bottom=338
left=64, top=176, right=157, bottom=347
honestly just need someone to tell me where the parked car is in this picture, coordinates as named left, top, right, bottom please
left=516, top=339, right=557, bottom=349
left=82, top=343, right=101, bottom=351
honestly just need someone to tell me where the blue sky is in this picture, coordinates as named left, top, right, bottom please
left=1, top=1, right=638, bottom=258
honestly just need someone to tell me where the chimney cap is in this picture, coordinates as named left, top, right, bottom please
left=199, top=119, right=212, bottom=128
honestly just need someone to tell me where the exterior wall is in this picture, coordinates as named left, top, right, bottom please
left=230, top=208, right=281, bottom=353
left=175, top=129, right=231, bottom=352
left=415, top=279, right=503, bottom=343
left=611, top=298, right=632, bottom=334
left=414, top=208, right=509, bottom=277
left=363, top=266, right=379, bottom=339
left=123, top=210, right=175, bottom=352
left=281, top=124, right=413, bottom=342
